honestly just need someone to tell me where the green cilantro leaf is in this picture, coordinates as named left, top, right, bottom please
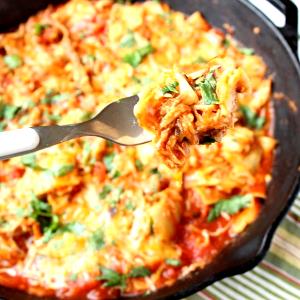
left=135, top=159, right=143, bottom=171
left=132, top=76, right=142, bottom=84
left=34, top=23, right=48, bottom=35
left=207, top=194, right=252, bottom=222
left=21, top=154, right=40, bottom=169
left=123, top=44, right=154, bottom=68
left=82, top=54, right=96, bottom=64
left=28, top=195, right=61, bottom=241
left=238, top=47, right=255, bottom=56
left=29, top=195, right=52, bottom=220
left=98, top=267, right=126, bottom=288
left=59, top=222, right=85, bottom=235
left=0, top=103, right=21, bottom=120
left=99, top=185, right=112, bottom=199
left=41, top=90, right=69, bottom=105
left=198, top=69, right=219, bottom=105
left=28, top=195, right=83, bottom=242
left=103, top=153, right=115, bottom=172
left=4, top=54, right=22, bottom=69
left=161, top=81, right=179, bottom=94
left=90, top=230, right=105, bottom=250
left=129, top=266, right=151, bottom=278
left=240, top=105, right=265, bottom=129
left=112, top=170, right=121, bottom=179
left=194, top=55, right=207, bottom=63
left=43, top=214, right=60, bottom=242
left=223, top=38, right=230, bottom=48
left=0, top=121, right=6, bottom=131
left=81, top=111, right=93, bottom=121
left=52, top=164, right=74, bottom=177
left=125, top=202, right=136, bottom=211
left=123, top=51, right=141, bottom=68
left=69, top=273, right=78, bottom=282
left=165, top=258, right=181, bottom=266
left=120, top=32, right=136, bottom=48
left=109, top=187, right=123, bottom=207
left=150, top=168, right=160, bottom=175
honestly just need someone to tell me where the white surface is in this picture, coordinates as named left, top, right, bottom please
left=0, top=128, right=40, bottom=157
left=248, top=0, right=286, bottom=27
left=249, top=0, right=300, bottom=59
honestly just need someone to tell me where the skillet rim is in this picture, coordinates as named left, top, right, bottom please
left=0, top=0, right=299, bottom=299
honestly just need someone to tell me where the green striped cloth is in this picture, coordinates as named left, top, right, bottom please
left=187, top=194, right=300, bottom=300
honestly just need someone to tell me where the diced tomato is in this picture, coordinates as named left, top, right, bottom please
left=93, top=162, right=106, bottom=182
left=0, top=167, right=25, bottom=182
left=38, top=26, right=63, bottom=45
left=57, top=280, right=120, bottom=300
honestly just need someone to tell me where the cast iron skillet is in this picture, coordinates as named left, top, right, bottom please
left=0, top=0, right=299, bottom=299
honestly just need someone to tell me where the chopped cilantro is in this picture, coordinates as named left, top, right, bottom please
left=21, top=154, right=41, bottom=170
left=194, top=55, right=207, bottom=63
left=0, top=121, right=6, bottom=131
left=238, top=47, right=255, bottom=55
left=109, top=187, right=123, bottom=206
left=207, top=194, right=252, bottom=222
left=4, top=105, right=21, bottom=119
left=4, top=54, right=22, bottom=69
left=149, top=217, right=154, bottom=235
left=34, top=23, right=48, bottom=35
left=103, top=153, right=115, bottom=172
left=132, top=76, right=142, bottom=84
left=198, top=69, right=219, bottom=105
left=69, top=273, right=78, bottom=282
left=150, top=168, right=160, bottom=175
left=41, top=90, right=54, bottom=104
left=120, top=32, right=136, bottom=48
left=98, top=267, right=126, bottom=288
left=45, top=112, right=61, bottom=122
left=90, top=230, right=105, bottom=250
left=161, top=81, right=179, bottom=94
left=240, top=105, right=265, bottom=129
left=125, top=202, right=136, bottom=211
left=41, top=90, right=69, bottom=105
left=28, top=194, right=60, bottom=242
left=59, top=222, right=85, bottom=235
left=42, top=214, right=60, bottom=242
left=0, top=102, right=21, bottom=120
left=165, top=258, right=181, bottom=266
left=51, top=164, right=74, bottom=177
left=112, top=170, right=121, bottom=179
left=129, top=266, right=151, bottom=278
left=135, top=159, right=143, bottom=171
left=29, top=195, right=52, bottom=220
left=99, top=185, right=112, bottom=199
left=223, top=38, right=230, bottom=48
left=24, top=99, right=36, bottom=109
left=106, top=140, right=114, bottom=148
left=123, top=44, right=154, bottom=68
left=51, top=93, right=70, bottom=102
left=81, top=111, right=93, bottom=121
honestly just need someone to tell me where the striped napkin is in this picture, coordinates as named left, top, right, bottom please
left=187, top=194, right=300, bottom=300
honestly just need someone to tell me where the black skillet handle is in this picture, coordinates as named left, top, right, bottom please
left=263, top=0, right=298, bottom=56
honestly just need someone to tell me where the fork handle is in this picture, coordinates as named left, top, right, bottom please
left=0, top=124, right=82, bottom=160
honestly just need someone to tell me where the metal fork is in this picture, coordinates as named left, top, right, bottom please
left=0, top=95, right=152, bottom=161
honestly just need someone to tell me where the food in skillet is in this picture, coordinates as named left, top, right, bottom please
left=134, top=58, right=251, bottom=168
left=0, top=0, right=276, bottom=299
